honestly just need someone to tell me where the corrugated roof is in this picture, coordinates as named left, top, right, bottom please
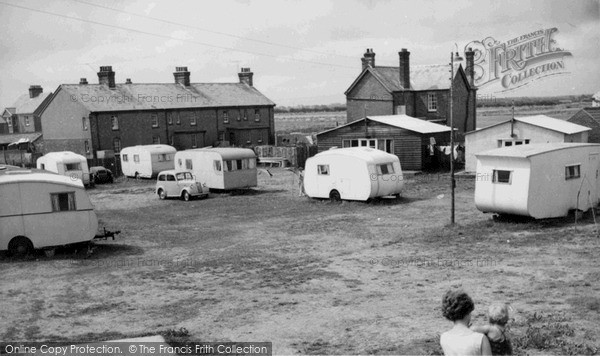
left=476, top=143, right=600, bottom=158
left=317, top=114, right=451, bottom=136
left=60, top=82, right=275, bottom=112
left=515, top=115, right=590, bottom=134
left=0, top=132, right=42, bottom=145
left=11, top=92, right=52, bottom=115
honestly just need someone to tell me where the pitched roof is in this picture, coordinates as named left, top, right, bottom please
left=0, top=132, right=43, bottom=145
left=10, top=92, right=52, bottom=115
left=466, top=115, right=591, bottom=136
left=572, top=107, right=600, bottom=124
left=58, top=82, right=275, bottom=113
left=346, top=63, right=464, bottom=94
left=476, top=143, right=600, bottom=158
left=317, top=114, right=451, bottom=136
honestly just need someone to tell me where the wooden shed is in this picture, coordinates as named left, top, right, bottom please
left=316, top=115, right=451, bottom=171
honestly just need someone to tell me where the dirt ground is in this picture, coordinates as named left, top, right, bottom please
left=1, top=170, right=600, bottom=355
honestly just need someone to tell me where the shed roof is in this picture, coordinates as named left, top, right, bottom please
left=317, top=115, right=451, bottom=136
left=0, top=132, right=43, bottom=146
left=466, top=115, right=591, bottom=136
left=476, top=143, right=600, bottom=159
left=58, top=82, right=275, bottom=113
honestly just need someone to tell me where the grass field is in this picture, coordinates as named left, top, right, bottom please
left=1, top=170, right=599, bottom=355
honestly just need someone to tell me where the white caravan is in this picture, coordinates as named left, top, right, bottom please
left=303, top=147, right=403, bottom=201
left=120, top=145, right=176, bottom=178
left=174, top=148, right=258, bottom=189
left=0, top=166, right=99, bottom=256
left=475, top=143, right=600, bottom=219
left=37, top=151, right=91, bottom=186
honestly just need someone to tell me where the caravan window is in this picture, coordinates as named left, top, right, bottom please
left=122, top=154, right=128, bottom=162
left=185, top=159, right=193, bottom=170
left=318, top=165, right=329, bottom=175
left=249, top=158, right=256, bottom=169
left=134, top=155, right=140, bottom=163
left=225, top=160, right=233, bottom=171
left=565, top=164, right=580, bottom=180
left=236, top=159, right=243, bottom=170
left=492, top=170, right=512, bottom=184
left=214, top=160, right=222, bottom=172
left=51, top=192, right=76, bottom=212
left=377, top=163, right=395, bottom=175
left=158, top=154, right=171, bottom=162
left=65, top=163, right=81, bottom=171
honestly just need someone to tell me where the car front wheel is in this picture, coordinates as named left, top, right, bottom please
left=158, top=189, right=167, bottom=200
left=182, top=191, right=191, bottom=201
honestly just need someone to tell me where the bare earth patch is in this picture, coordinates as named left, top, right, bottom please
left=1, top=170, right=599, bottom=355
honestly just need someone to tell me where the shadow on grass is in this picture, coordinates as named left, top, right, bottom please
left=209, top=188, right=287, bottom=196
left=0, top=242, right=144, bottom=263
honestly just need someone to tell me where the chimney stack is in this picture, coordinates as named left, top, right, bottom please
left=174, top=66, right=191, bottom=86
left=399, top=48, right=410, bottom=90
left=98, top=66, right=116, bottom=88
left=125, top=78, right=132, bottom=84
left=361, top=48, right=375, bottom=71
left=465, top=47, right=475, bottom=87
left=29, top=85, right=43, bottom=98
left=79, top=78, right=88, bottom=85
left=238, top=67, right=253, bottom=86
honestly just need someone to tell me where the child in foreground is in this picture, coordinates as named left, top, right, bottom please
left=470, top=304, right=513, bottom=355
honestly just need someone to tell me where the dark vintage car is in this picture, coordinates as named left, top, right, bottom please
left=90, top=166, right=114, bottom=184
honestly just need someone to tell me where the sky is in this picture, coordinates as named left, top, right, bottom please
left=0, top=0, right=599, bottom=108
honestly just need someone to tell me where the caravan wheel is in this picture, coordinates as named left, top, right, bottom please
left=329, top=190, right=341, bottom=202
left=8, top=236, right=33, bottom=257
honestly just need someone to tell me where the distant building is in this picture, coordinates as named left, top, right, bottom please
left=592, top=91, right=600, bottom=107
left=465, top=115, right=591, bottom=172
left=567, top=107, right=600, bottom=143
left=344, top=48, right=477, bottom=138
left=316, top=114, right=451, bottom=171
left=40, top=66, right=276, bottom=162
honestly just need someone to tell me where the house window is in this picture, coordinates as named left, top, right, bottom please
left=377, top=163, right=395, bottom=175
left=223, top=111, right=229, bottom=124
left=84, top=140, right=90, bottom=154
left=167, top=112, right=173, bottom=125
left=318, top=164, right=329, bottom=175
left=176, top=112, right=181, bottom=125
left=153, top=136, right=160, bottom=144
left=50, top=192, right=76, bottom=212
left=191, top=134, right=197, bottom=148
left=343, top=138, right=377, bottom=148
left=191, top=114, right=197, bottom=126
left=122, top=154, right=128, bottom=162
left=134, top=154, right=140, bottom=163
left=214, top=160, right=222, bottom=172
left=428, top=93, right=437, bottom=112
left=185, top=159, right=193, bottom=170
left=170, top=136, right=175, bottom=145
left=82, top=117, right=88, bottom=131
left=236, top=112, right=241, bottom=121
left=111, top=116, right=119, bottom=130
left=492, top=170, right=512, bottom=184
left=151, top=114, right=158, bottom=128
left=254, top=109, right=260, bottom=122
left=113, top=138, right=121, bottom=153
left=565, top=164, right=581, bottom=180
left=25, top=116, right=30, bottom=126
left=243, top=110, right=248, bottom=121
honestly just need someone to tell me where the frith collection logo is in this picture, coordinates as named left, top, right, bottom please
left=466, top=28, right=572, bottom=92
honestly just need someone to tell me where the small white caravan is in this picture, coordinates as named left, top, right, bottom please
left=37, top=151, right=91, bottom=186
left=303, top=147, right=403, bottom=201
left=174, top=148, right=258, bottom=189
left=120, top=145, right=176, bottom=178
left=475, top=143, right=600, bottom=219
left=0, top=166, right=99, bottom=256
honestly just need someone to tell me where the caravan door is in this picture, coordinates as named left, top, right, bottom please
left=589, top=153, right=600, bottom=207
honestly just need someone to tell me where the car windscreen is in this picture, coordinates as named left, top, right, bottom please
left=176, top=172, right=194, bottom=181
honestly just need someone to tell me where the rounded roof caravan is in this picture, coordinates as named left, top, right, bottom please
left=475, top=143, right=600, bottom=219
left=303, top=147, right=403, bottom=201
left=0, top=166, right=98, bottom=256
left=37, top=151, right=91, bottom=186
left=120, top=144, right=176, bottom=179
left=174, top=148, right=257, bottom=190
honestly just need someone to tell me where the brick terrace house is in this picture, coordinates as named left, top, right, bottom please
left=567, top=107, right=600, bottom=143
left=40, top=66, right=276, bottom=163
left=345, top=48, right=477, bottom=139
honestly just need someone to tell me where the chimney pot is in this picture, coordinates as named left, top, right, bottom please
left=125, top=78, right=132, bottom=84
left=79, top=78, right=88, bottom=85
left=174, top=66, right=191, bottom=86
left=238, top=67, right=254, bottom=86
left=361, top=48, right=376, bottom=71
left=399, top=49, right=411, bottom=89
left=97, top=66, right=116, bottom=88
left=28, top=85, right=43, bottom=98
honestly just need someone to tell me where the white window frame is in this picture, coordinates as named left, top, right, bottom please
left=318, top=164, right=330, bottom=175
left=565, top=164, right=581, bottom=180
left=111, top=116, right=119, bottom=130
left=427, top=93, right=437, bottom=112
left=151, top=114, right=159, bottom=128
left=492, top=170, right=512, bottom=184
left=82, top=117, right=88, bottom=131
left=223, top=110, right=229, bottom=124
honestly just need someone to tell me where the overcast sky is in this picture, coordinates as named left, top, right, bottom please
left=1, top=0, right=599, bottom=108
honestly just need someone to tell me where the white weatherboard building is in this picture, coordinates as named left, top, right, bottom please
left=465, top=115, right=591, bottom=172
left=474, top=143, right=600, bottom=219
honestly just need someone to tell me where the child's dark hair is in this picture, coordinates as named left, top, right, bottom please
left=442, top=290, right=475, bottom=321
